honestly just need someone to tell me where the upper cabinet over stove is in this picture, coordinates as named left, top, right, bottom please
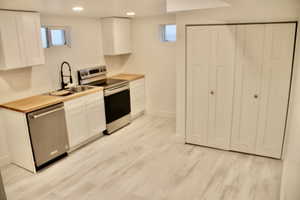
left=0, top=10, right=45, bottom=70
left=101, top=17, right=132, bottom=56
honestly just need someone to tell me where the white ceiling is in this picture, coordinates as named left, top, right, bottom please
left=0, top=0, right=231, bottom=18
left=0, top=0, right=166, bottom=18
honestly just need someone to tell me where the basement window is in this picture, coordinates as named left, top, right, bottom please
left=50, top=29, right=67, bottom=46
left=161, top=24, right=177, bottom=42
left=40, top=27, right=48, bottom=48
left=40, top=26, right=71, bottom=48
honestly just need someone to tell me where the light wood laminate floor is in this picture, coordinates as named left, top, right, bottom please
left=1, top=115, right=282, bottom=200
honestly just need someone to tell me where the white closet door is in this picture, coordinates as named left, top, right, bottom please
left=231, top=25, right=266, bottom=154
left=256, top=23, right=296, bottom=158
left=186, top=26, right=235, bottom=150
left=207, top=26, right=236, bottom=149
left=186, top=26, right=211, bottom=146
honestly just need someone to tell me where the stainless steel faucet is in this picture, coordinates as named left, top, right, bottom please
left=60, top=61, right=73, bottom=90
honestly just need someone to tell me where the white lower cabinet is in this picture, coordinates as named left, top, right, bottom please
left=130, top=78, right=146, bottom=119
left=86, top=94, right=106, bottom=137
left=64, top=92, right=106, bottom=151
left=186, top=23, right=296, bottom=159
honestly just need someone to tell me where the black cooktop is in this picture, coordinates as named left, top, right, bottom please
left=88, top=78, right=128, bottom=89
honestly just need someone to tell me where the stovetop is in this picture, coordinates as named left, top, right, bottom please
left=87, top=78, right=128, bottom=89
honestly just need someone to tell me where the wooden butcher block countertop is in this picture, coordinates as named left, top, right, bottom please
left=110, top=74, right=145, bottom=81
left=0, top=87, right=103, bottom=113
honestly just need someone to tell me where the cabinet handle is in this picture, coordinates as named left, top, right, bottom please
left=210, top=91, right=214, bottom=95
left=254, top=94, right=259, bottom=99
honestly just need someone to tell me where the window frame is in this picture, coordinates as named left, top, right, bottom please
left=40, top=26, right=49, bottom=48
left=160, top=24, right=177, bottom=43
left=41, top=26, right=71, bottom=48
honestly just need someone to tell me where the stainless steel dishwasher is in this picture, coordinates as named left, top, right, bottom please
left=27, top=103, right=69, bottom=170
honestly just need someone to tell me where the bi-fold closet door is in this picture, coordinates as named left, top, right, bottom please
left=186, top=23, right=296, bottom=159
left=186, top=25, right=236, bottom=150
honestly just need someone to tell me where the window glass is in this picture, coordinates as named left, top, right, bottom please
left=40, top=26, right=70, bottom=48
left=50, top=29, right=66, bottom=46
left=40, top=27, right=48, bottom=48
left=162, top=24, right=176, bottom=42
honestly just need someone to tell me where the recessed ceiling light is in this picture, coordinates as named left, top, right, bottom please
left=126, top=12, right=136, bottom=16
left=72, top=6, right=84, bottom=12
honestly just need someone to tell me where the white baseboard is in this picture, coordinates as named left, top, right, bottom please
left=0, top=155, right=10, bottom=168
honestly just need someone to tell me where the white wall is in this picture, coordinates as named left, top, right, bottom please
left=0, top=15, right=106, bottom=167
left=175, top=0, right=300, bottom=137
left=280, top=17, right=300, bottom=200
left=0, top=117, right=9, bottom=167
left=122, top=15, right=177, bottom=117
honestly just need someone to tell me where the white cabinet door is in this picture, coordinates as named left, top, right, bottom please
left=19, top=12, right=45, bottom=66
left=0, top=11, right=44, bottom=70
left=0, top=11, right=26, bottom=68
left=186, top=26, right=235, bottom=150
left=114, top=18, right=131, bottom=55
left=130, top=78, right=145, bottom=118
left=256, top=24, right=296, bottom=158
left=65, top=97, right=89, bottom=148
left=101, top=18, right=131, bottom=55
left=86, top=93, right=106, bottom=138
left=65, top=92, right=106, bottom=150
left=231, top=25, right=266, bottom=154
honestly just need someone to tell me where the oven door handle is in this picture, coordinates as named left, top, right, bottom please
left=105, top=85, right=129, bottom=96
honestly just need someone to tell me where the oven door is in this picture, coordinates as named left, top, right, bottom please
left=104, top=84, right=131, bottom=124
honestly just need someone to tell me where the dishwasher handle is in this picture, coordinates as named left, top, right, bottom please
left=30, top=107, right=65, bottom=119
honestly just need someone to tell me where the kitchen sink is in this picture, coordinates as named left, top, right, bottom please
left=49, top=90, right=73, bottom=97
left=66, top=85, right=94, bottom=93
left=49, top=86, right=94, bottom=97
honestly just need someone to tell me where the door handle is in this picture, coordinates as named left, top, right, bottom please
left=210, top=91, right=215, bottom=95
left=254, top=94, right=259, bottom=99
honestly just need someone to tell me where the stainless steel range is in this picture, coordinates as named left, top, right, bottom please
left=78, top=66, right=131, bottom=134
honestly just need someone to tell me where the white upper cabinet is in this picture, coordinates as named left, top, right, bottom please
left=101, top=17, right=131, bottom=56
left=20, top=12, right=45, bottom=66
left=0, top=11, right=45, bottom=70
